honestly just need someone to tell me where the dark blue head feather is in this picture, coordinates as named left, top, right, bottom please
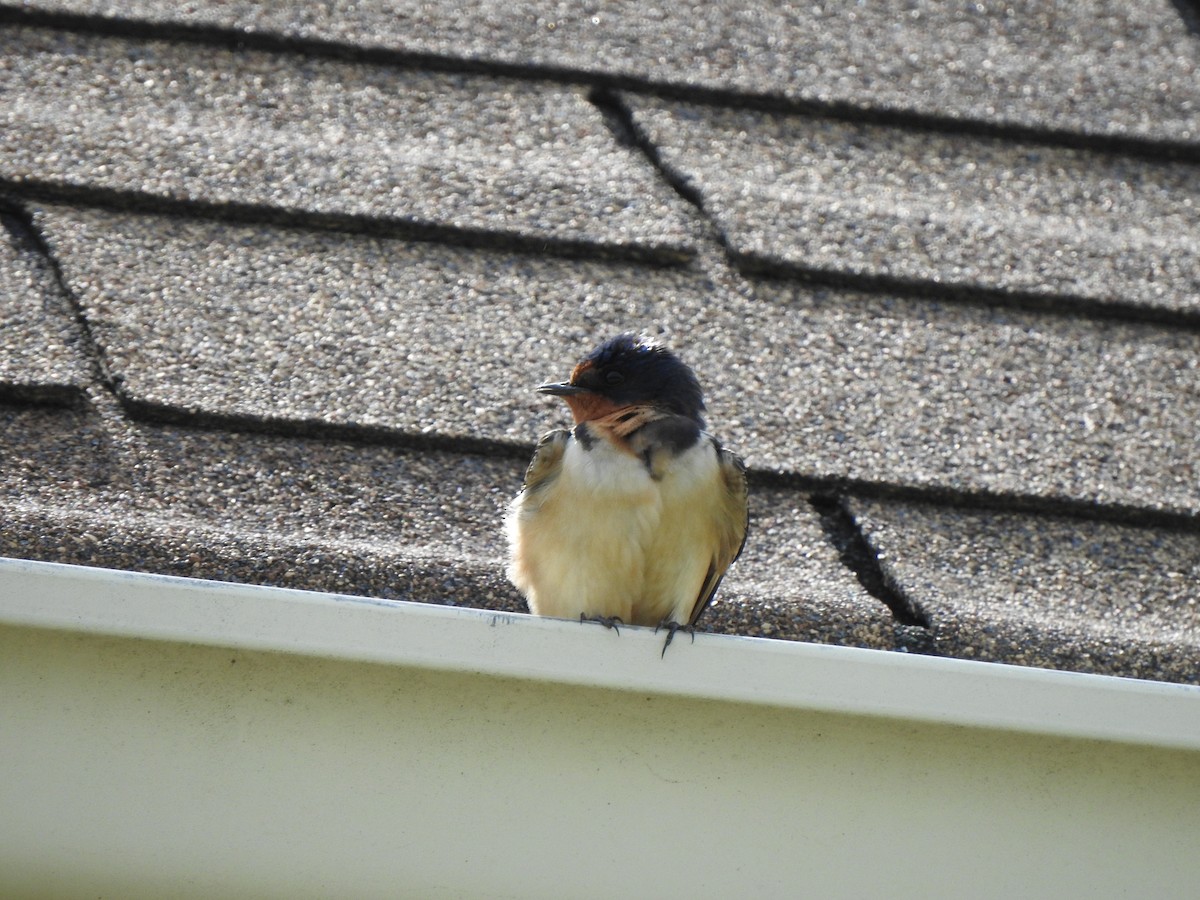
left=571, top=333, right=706, bottom=427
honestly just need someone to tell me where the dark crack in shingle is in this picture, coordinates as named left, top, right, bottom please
left=0, top=206, right=89, bottom=404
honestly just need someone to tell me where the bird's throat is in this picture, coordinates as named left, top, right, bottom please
left=563, top=393, right=630, bottom=426
left=593, top=405, right=663, bottom=438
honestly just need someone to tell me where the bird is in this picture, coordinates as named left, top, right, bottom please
left=505, top=333, right=748, bottom=650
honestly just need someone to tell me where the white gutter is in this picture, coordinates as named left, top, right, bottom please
left=2, top=556, right=1199, bottom=898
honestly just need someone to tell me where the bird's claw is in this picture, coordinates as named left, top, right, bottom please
left=655, top=620, right=696, bottom=657
left=580, top=613, right=623, bottom=634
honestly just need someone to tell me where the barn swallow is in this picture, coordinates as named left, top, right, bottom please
left=506, top=333, right=748, bottom=651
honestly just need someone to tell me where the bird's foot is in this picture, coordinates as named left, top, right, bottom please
left=655, top=620, right=696, bottom=657
left=580, top=613, right=624, bottom=634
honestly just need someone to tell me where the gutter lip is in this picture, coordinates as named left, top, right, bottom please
left=2, top=555, right=1198, bottom=751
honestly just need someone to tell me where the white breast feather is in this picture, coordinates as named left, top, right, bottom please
left=507, top=433, right=724, bottom=626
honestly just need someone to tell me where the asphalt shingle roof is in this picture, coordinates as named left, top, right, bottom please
left=2, top=2, right=1198, bottom=683
left=11, top=0, right=1200, bottom=142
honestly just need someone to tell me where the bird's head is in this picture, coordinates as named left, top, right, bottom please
left=537, top=333, right=706, bottom=427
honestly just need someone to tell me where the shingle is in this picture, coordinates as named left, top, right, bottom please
left=10, top=1, right=1200, bottom=144
left=0, top=210, right=88, bottom=404
left=625, top=96, right=1200, bottom=317
left=38, top=204, right=1200, bottom=517
left=0, top=501, right=527, bottom=612
left=32, top=204, right=716, bottom=444
left=0, top=403, right=119, bottom=493
left=728, top=280, right=1200, bottom=518
left=3, top=0, right=1198, bottom=690
left=1, top=395, right=520, bottom=563
left=849, top=496, right=1200, bottom=683
left=0, top=25, right=693, bottom=260
left=0, top=395, right=895, bottom=647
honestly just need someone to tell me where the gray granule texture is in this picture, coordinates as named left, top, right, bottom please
left=36, top=204, right=1200, bottom=516
left=32, top=204, right=713, bottom=443
left=13, top=0, right=1200, bottom=143
left=729, top=280, right=1200, bottom=517
left=625, top=96, right=1200, bottom=315
left=0, top=212, right=89, bottom=400
left=1, top=394, right=520, bottom=562
left=0, top=26, right=693, bottom=259
left=850, top=497, right=1200, bottom=683
left=0, top=502, right=528, bottom=611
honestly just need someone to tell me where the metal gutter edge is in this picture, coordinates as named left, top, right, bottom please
left=2, top=555, right=1198, bottom=750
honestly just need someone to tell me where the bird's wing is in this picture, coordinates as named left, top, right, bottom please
left=521, top=428, right=571, bottom=495
left=688, top=442, right=749, bottom=627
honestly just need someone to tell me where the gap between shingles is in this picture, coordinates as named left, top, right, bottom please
left=3, top=5, right=1200, bottom=165
left=588, top=86, right=753, bottom=293
left=0, top=206, right=82, bottom=411
left=1, top=181, right=694, bottom=268
left=589, top=88, right=713, bottom=216
left=1169, top=0, right=1200, bottom=37
left=809, top=494, right=930, bottom=627
left=735, top=258, right=1200, bottom=332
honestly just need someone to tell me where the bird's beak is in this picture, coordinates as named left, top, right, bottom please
left=537, top=382, right=588, bottom=396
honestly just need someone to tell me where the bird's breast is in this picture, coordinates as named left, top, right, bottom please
left=508, top=426, right=731, bottom=625
left=561, top=427, right=658, bottom=498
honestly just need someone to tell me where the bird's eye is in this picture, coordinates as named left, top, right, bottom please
left=604, top=370, right=624, bottom=386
